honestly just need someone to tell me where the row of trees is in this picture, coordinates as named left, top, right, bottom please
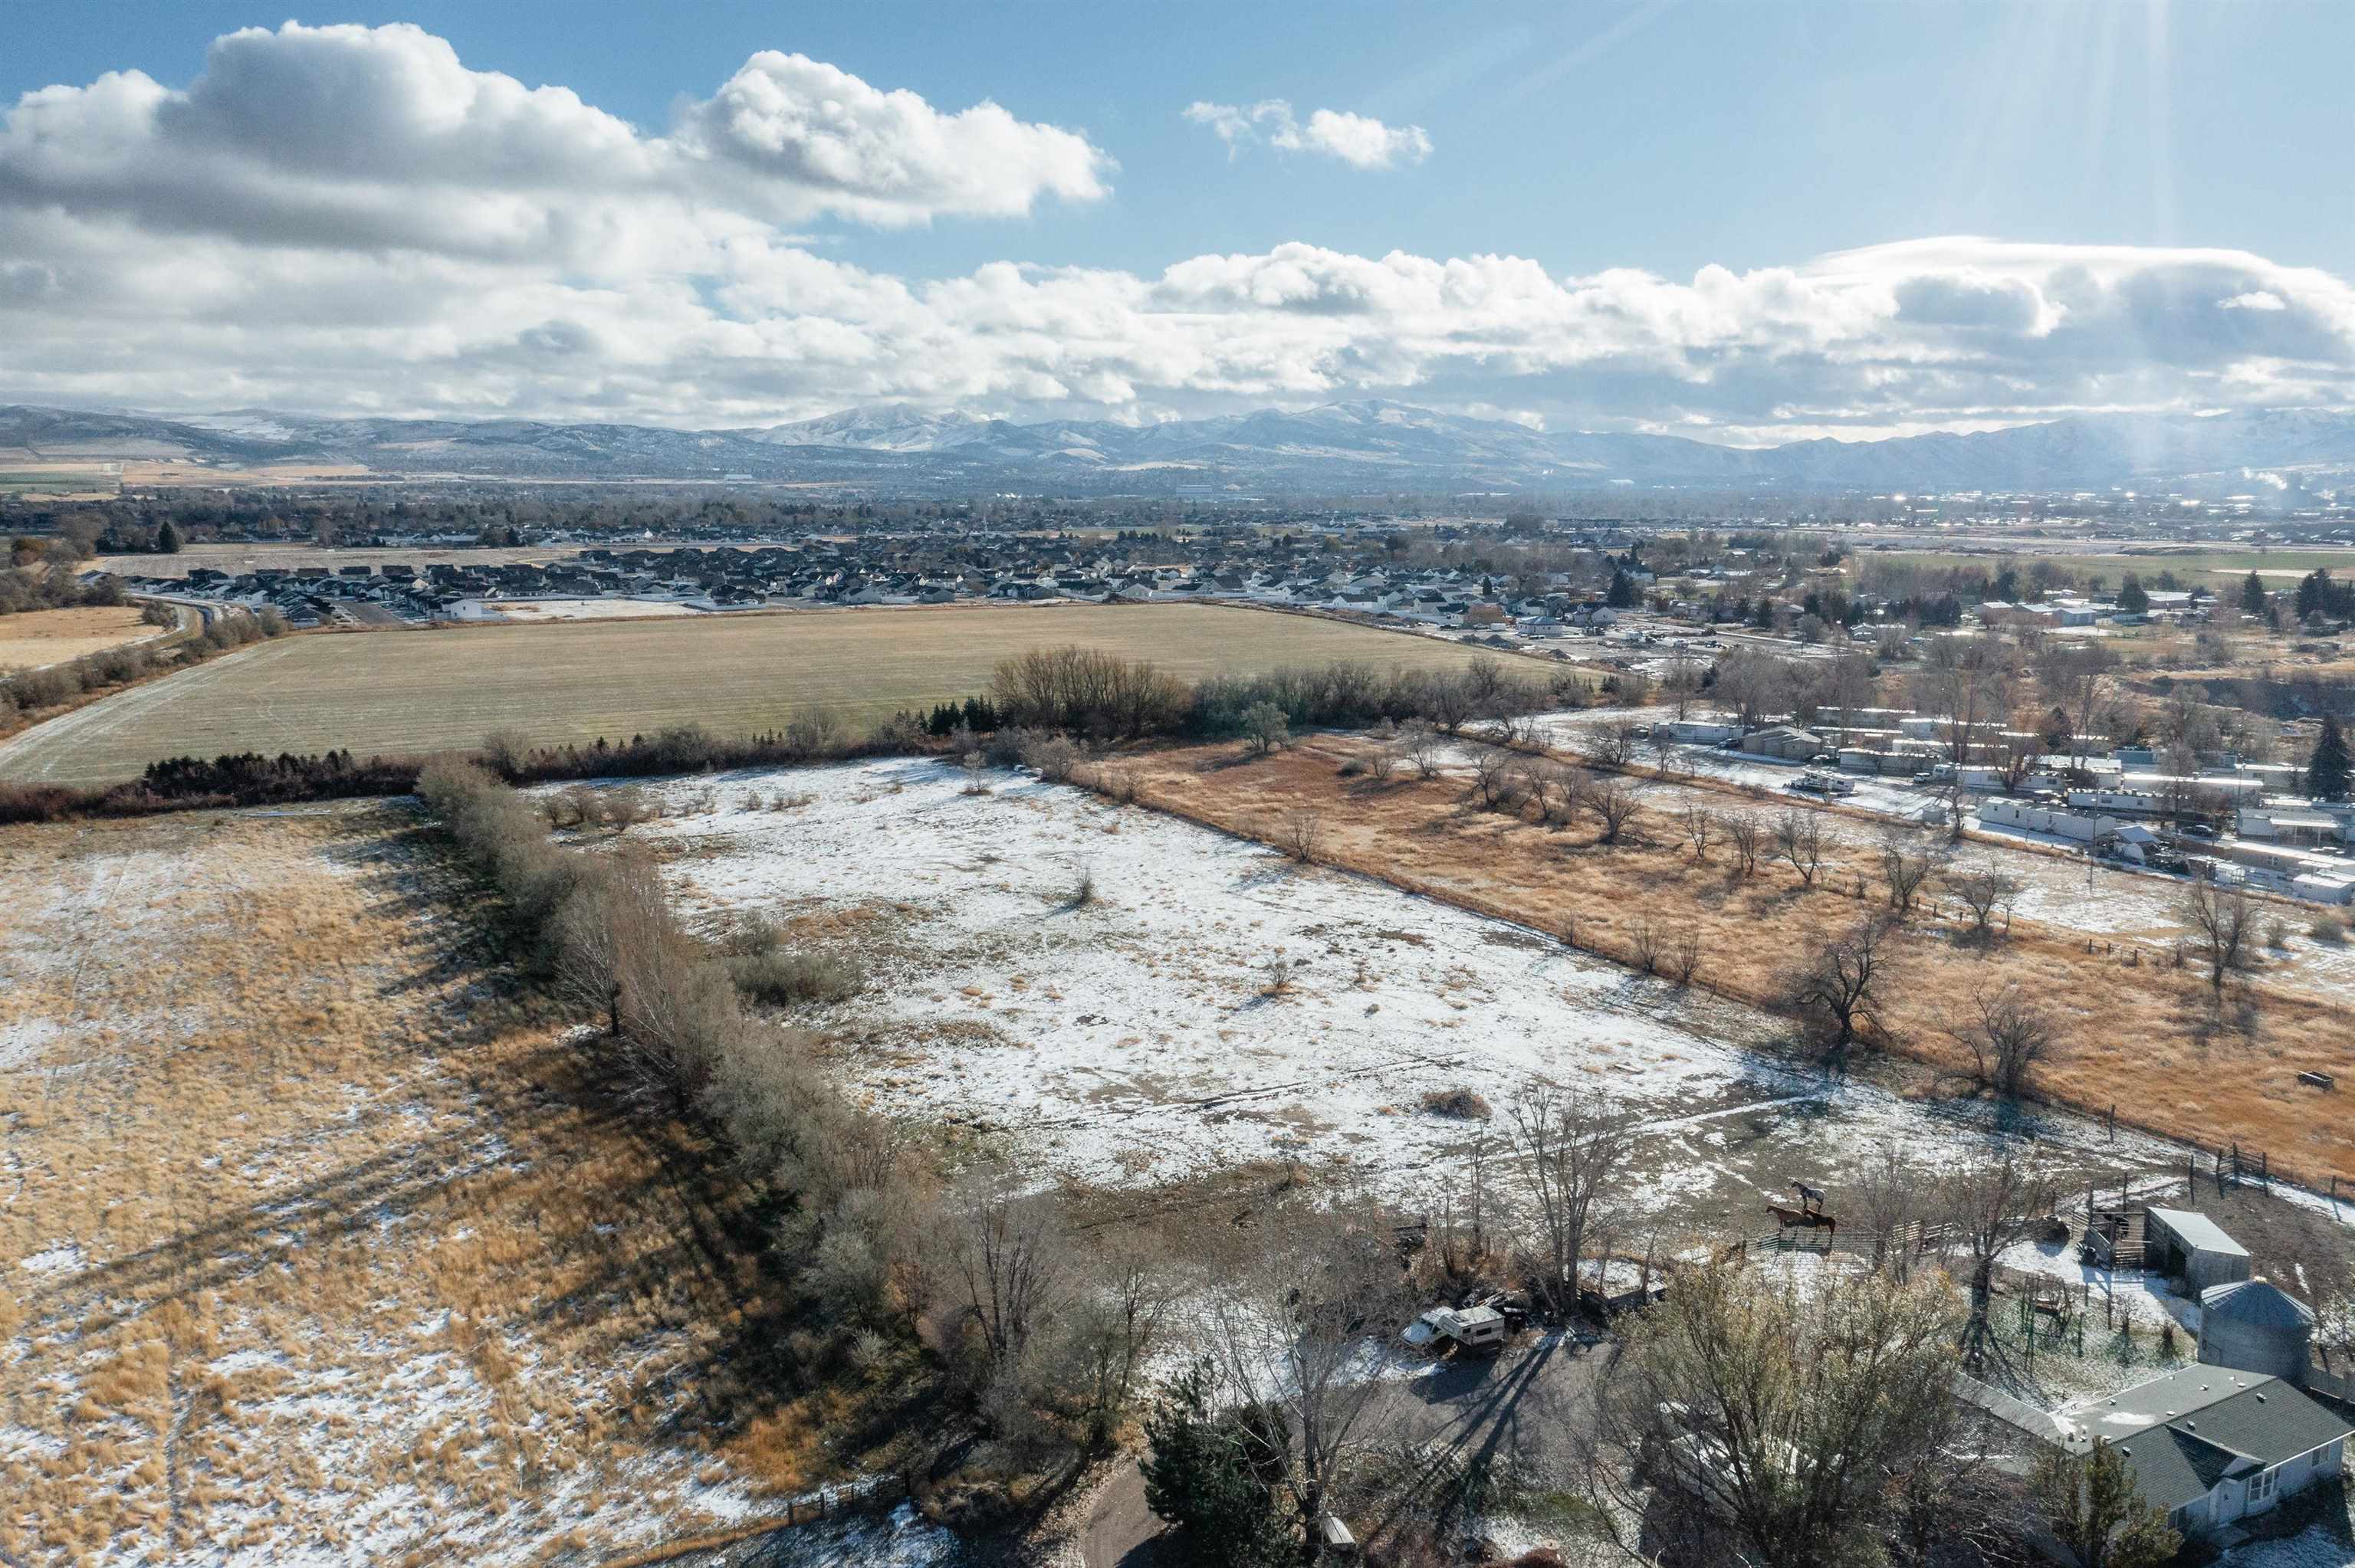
left=991, top=648, right=1585, bottom=745
left=415, top=759, right=1181, bottom=1512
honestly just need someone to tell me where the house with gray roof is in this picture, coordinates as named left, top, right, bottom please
left=2058, top=1366, right=2351, bottom=1540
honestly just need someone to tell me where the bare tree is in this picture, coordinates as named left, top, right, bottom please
left=2179, top=878, right=2257, bottom=993
left=1401, top=721, right=1444, bottom=779
left=1589, top=718, right=1644, bottom=770
left=1362, top=743, right=1398, bottom=782
left=1504, top=1085, right=1634, bottom=1317
left=1576, top=769, right=1647, bottom=845
left=1942, top=861, right=2022, bottom=937
left=1953, top=984, right=2053, bottom=1100
left=1469, top=746, right=1517, bottom=811
left=1775, top=807, right=1827, bottom=887
left=946, top=1176, right=1068, bottom=1390
left=1723, top=809, right=1763, bottom=877
left=1279, top=807, right=1325, bottom=864
left=1941, top=1140, right=2058, bottom=1374
left=1532, top=759, right=1578, bottom=825
left=1629, top=918, right=1665, bottom=976
left=1682, top=803, right=1717, bottom=861
left=1788, top=916, right=1898, bottom=1058
left=1665, top=927, right=1702, bottom=986
left=1879, top=834, right=1933, bottom=915
left=1203, top=1202, right=1411, bottom=1561
left=1662, top=652, right=1706, bottom=720
left=1587, top=1265, right=1999, bottom=1568
left=1848, top=1140, right=1931, bottom=1281
left=1052, top=1241, right=1174, bottom=1451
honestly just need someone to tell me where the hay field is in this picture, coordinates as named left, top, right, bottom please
left=0, top=605, right=159, bottom=674
left=0, top=604, right=1540, bottom=786
left=1868, top=546, right=2355, bottom=588
left=1117, top=734, right=2355, bottom=1193
left=0, top=805, right=862, bottom=1565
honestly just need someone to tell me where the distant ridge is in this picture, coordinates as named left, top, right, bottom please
left=4, top=399, right=2352, bottom=497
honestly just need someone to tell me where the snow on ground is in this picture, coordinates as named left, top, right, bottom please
left=619, top=759, right=2199, bottom=1230
left=2221, top=1524, right=2355, bottom=1568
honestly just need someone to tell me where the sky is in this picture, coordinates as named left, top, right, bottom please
left=3, top=1, right=2352, bottom=444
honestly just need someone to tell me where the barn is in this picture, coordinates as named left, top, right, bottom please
left=2145, top=1207, right=2253, bottom=1294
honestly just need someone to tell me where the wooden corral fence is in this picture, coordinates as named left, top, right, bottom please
left=593, top=1471, right=915, bottom=1568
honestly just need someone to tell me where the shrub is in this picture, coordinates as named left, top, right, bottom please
left=2311, top=914, right=2348, bottom=945
left=731, top=949, right=863, bottom=1007
left=1019, top=731, right=1083, bottom=782
left=1421, top=1087, right=1493, bottom=1120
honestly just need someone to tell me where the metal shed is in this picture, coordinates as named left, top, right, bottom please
left=2145, top=1208, right=2253, bottom=1293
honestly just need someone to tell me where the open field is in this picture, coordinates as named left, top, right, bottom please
left=0, top=465, right=119, bottom=497
left=1094, top=733, right=2355, bottom=1192
left=0, top=605, right=161, bottom=674
left=1867, top=546, right=2355, bottom=588
left=604, top=758, right=2197, bottom=1234
left=0, top=803, right=898, bottom=1566
left=0, top=604, right=1545, bottom=786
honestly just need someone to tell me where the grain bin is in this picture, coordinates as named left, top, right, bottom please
left=2198, top=1278, right=2314, bottom=1384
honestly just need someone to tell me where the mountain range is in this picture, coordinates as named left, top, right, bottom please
left=4, top=399, right=2352, bottom=498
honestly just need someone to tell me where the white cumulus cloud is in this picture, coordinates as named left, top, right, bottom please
left=1183, top=99, right=1431, bottom=169
left=2, top=27, right=2352, bottom=441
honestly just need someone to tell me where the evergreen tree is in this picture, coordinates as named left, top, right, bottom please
left=2310, top=714, right=2353, bottom=802
left=2116, top=574, right=2149, bottom=615
left=156, top=520, right=183, bottom=555
left=2298, top=567, right=2332, bottom=621
left=2241, top=571, right=2267, bottom=616
left=1139, top=1363, right=1292, bottom=1568
left=1605, top=567, right=1638, bottom=609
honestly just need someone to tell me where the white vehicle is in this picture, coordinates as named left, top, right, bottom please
left=1789, top=771, right=1855, bottom=797
left=1402, top=1304, right=1510, bottom=1354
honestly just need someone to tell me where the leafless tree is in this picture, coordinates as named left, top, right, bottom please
left=1504, top=1084, right=1634, bottom=1317
left=1682, top=803, right=1717, bottom=861
left=1879, top=835, right=1933, bottom=915
left=1280, top=807, right=1325, bottom=864
left=946, top=1176, right=1068, bottom=1391
left=1662, top=652, right=1706, bottom=720
left=1469, top=746, right=1517, bottom=811
left=1362, top=743, right=1398, bottom=782
left=1532, top=759, right=1578, bottom=825
left=1723, top=809, right=1763, bottom=876
left=1954, top=984, right=2054, bottom=1100
left=1849, top=1140, right=1932, bottom=1281
left=1788, top=916, right=1898, bottom=1058
left=1775, top=807, right=1827, bottom=887
left=1585, top=1264, right=2004, bottom=1568
left=1665, top=927, right=1702, bottom=986
left=1941, top=1140, right=2059, bottom=1374
left=1629, top=918, right=1665, bottom=975
left=1576, top=769, right=1647, bottom=845
left=1591, top=718, right=1644, bottom=769
left=2179, top=878, right=2257, bottom=993
left=1051, top=1241, right=1174, bottom=1450
left=1943, top=861, right=2023, bottom=937
left=1203, top=1202, right=1413, bottom=1559
left=1401, top=720, right=1444, bottom=779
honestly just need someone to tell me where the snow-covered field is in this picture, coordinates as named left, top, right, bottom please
left=622, top=759, right=2200, bottom=1230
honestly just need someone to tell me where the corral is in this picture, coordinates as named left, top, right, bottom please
left=0, top=602, right=1535, bottom=786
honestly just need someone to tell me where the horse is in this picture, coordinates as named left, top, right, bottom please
left=1792, top=1181, right=1826, bottom=1215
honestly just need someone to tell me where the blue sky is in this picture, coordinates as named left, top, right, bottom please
left=4, top=3, right=2352, bottom=438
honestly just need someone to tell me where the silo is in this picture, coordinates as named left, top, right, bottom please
left=2198, top=1278, right=2314, bottom=1383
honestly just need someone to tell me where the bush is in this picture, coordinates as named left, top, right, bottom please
left=1019, top=731, right=1083, bottom=782
left=731, top=949, right=863, bottom=1007
left=1421, top=1087, right=1493, bottom=1120
left=2311, top=914, right=2348, bottom=946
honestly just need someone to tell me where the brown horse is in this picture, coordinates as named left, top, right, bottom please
left=1765, top=1202, right=1838, bottom=1239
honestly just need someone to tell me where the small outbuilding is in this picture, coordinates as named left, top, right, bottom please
left=2200, top=1278, right=2316, bottom=1384
left=2144, top=1207, right=2252, bottom=1293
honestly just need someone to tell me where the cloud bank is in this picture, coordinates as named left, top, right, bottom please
left=1184, top=99, right=1433, bottom=169
left=3, top=24, right=2353, bottom=441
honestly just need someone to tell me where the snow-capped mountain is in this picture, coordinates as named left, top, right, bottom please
left=5, top=399, right=2354, bottom=496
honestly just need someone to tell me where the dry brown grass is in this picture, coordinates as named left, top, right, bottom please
left=0, top=807, right=881, bottom=1564
left=0, top=602, right=1549, bottom=786
left=0, top=605, right=157, bottom=674
left=1124, top=735, right=2355, bottom=1192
